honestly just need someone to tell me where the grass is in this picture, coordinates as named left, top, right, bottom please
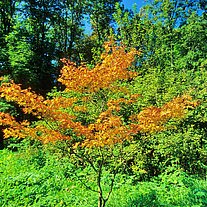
left=0, top=145, right=207, bottom=207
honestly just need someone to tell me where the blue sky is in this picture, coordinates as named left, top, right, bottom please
left=122, top=0, right=146, bottom=10
left=84, top=0, right=146, bottom=34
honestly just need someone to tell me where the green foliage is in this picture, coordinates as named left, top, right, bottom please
left=0, top=99, right=16, bottom=115
left=0, top=147, right=96, bottom=207
left=1, top=148, right=207, bottom=207
left=5, top=22, right=38, bottom=88
left=1, top=0, right=207, bottom=206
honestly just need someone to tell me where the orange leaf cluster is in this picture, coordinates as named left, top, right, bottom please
left=58, top=40, right=139, bottom=92
left=2, top=122, right=69, bottom=143
left=129, top=95, right=198, bottom=133
left=0, top=112, right=29, bottom=139
left=80, top=96, right=140, bottom=147
left=0, top=81, right=78, bottom=117
left=0, top=81, right=90, bottom=141
left=0, top=81, right=44, bottom=116
left=0, top=112, right=18, bottom=127
left=82, top=116, right=131, bottom=148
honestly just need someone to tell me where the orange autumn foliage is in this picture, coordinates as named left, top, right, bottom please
left=81, top=96, right=140, bottom=147
left=58, top=40, right=139, bottom=92
left=0, top=41, right=198, bottom=148
left=129, top=95, right=198, bottom=133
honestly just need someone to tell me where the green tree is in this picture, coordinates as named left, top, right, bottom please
left=6, top=20, right=37, bottom=88
left=89, top=0, right=121, bottom=44
left=0, top=0, right=19, bottom=74
left=80, top=0, right=121, bottom=64
left=112, top=0, right=207, bottom=177
left=1, top=0, right=91, bottom=92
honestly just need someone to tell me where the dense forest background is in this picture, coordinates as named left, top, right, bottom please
left=0, top=0, right=207, bottom=206
left=1, top=0, right=206, bottom=93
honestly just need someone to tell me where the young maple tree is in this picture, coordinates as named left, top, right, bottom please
left=0, top=40, right=198, bottom=207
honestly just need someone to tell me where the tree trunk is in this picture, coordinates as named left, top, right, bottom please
left=98, top=193, right=107, bottom=207
left=98, top=193, right=102, bottom=207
